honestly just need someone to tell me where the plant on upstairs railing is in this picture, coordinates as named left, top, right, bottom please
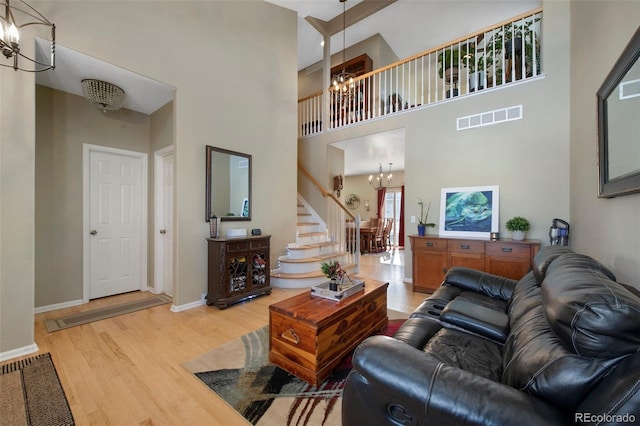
left=481, top=17, right=542, bottom=84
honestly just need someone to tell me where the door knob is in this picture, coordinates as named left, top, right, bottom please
left=160, top=229, right=166, bottom=234
left=90, top=230, right=97, bottom=235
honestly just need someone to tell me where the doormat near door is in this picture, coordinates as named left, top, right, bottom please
left=182, top=316, right=406, bottom=426
left=0, top=353, right=75, bottom=426
left=44, top=294, right=172, bottom=332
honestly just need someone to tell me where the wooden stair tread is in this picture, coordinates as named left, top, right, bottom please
left=297, top=222, right=320, bottom=226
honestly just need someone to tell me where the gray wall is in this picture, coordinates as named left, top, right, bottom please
left=300, top=0, right=572, bottom=283
left=300, top=0, right=640, bottom=288
left=569, top=1, right=640, bottom=286
left=35, top=87, right=152, bottom=307
left=1, top=0, right=297, bottom=356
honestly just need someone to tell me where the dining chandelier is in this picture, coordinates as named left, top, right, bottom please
left=0, top=0, right=55, bottom=72
left=369, top=163, right=393, bottom=188
left=331, top=0, right=355, bottom=99
left=81, top=79, right=125, bottom=112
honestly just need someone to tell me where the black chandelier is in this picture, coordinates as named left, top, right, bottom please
left=331, top=0, right=355, bottom=98
left=369, top=163, right=393, bottom=188
left=0, top=0, right=55, bottom=72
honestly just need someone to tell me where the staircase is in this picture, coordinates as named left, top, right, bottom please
left=270, top=195, right=357, bottom=288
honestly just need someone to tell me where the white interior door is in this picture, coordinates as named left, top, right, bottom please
left=85, top=145, right=147, bottom=300
left=154, top=147, right=174, bottom=296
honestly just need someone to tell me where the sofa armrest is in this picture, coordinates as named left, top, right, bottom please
left=343, top=336, right=569, bottom=426
left=444, top=267, right=517, bottom=300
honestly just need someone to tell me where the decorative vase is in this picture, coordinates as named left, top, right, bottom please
left=417, top=224, right=426, bottom=237
left=511, top=230, right=525, bottom=241
left=329, top=279, right=338, bottom=291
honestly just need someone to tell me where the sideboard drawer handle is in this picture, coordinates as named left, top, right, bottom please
left=502, top=247, right=513, bottom=253
left=460, top=244, right=470, bottom=250
left=281, top=328, right=300, bottom=345
left=426, top=242, right=434, bottom=247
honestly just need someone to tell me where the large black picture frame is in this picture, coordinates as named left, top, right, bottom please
left=596, top=27, right=640, bottom=198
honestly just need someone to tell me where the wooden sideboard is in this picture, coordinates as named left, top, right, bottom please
left=409, top=235, right=541, bottom=293
left=206, top=236, right=271, bottom=308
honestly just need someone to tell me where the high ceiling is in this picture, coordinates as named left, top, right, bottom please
left=266, top=0, right=540, bottom=71
left=268, top=0, right=540, bottom=176
left=35, top=0, right=540, bottom=176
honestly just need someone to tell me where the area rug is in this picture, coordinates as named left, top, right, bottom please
left=182, top=316, right=405, bottom=426
left=0, top=353, right=74, bottom=426
left=45, top=294, right=172, bottom=332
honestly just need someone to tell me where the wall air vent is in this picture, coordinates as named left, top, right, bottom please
left=457, top=105, right=523, bottom=131
left=619, top=79, right=640, bottom=100
left=238, top=159, right=249, bottom=169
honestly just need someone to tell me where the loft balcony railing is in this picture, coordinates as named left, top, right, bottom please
left=299, top=8, right=542, bottom=137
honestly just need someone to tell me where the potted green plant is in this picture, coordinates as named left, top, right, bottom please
left=505, top=216, right=531, bottom=241
left=437, top=48, right=462, bottom=97
left=461, top=44, right=485, bottom=92
left=321, top=259, right=343, bottom=291
left=483, top=18, right=541, bottom=84
left=417, top=198, right=436, bottom=236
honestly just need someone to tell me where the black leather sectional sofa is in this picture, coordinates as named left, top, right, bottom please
left=343, top=246, right=640, bottom=425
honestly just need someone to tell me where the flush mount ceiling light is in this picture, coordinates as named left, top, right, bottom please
left=81, top=79, right=125, bottom=112
left=0, top=0, right=55, bottom=72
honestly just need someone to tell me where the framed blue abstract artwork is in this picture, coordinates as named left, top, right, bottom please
left=439, top=186, right=499, bottom=238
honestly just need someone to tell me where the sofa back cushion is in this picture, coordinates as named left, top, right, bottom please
left=542, top=254, right=640, bottom=358
left=503, top=252, right=640, bottom=412
left=532, top=246, right=575, bottom=283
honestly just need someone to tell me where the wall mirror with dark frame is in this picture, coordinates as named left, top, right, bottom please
left=597, top=27, right=640, bottom=198
left=206, top=146, right=251, bottom=221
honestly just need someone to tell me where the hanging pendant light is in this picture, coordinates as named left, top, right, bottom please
left=331, top=0, right=355, bottom=99
left=369, top=163, right=393, bottom=188
left=0, top=0, right=55, bottom=72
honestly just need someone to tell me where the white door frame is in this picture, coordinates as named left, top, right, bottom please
left=153, top=145, right=174, bottom=295
left=83, top=143, right=148, bottom=303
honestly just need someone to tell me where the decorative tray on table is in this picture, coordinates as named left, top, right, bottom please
left=311, top=277, right=364, bottom=302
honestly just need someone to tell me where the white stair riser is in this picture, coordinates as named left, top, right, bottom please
left=296, top=223, right=324, bottom=233
left=278, top=255, right=348, bottom=274
left=270, top=275, right=328, bottom=289
left=296, top=233, right=329, bottom=245
left=286, top=244, right=339, bottom=259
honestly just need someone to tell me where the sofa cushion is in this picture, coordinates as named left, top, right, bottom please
left=502, top=302, right=620, bottom=412
left=440, top=299, right=509, bottom=343
left=423, top=328, right=503, bottom=382
left=542, top=255, right=640, bottom=358
left=532, top=246, right=574, bottom=283
left=544, top=252, right=617, bottom=282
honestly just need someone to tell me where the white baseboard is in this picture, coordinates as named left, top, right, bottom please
left=0, top=343, right=39, bottom=362
left=170, top=298, right=205, bottom=313
left=34, top=299, right=84, bottom=314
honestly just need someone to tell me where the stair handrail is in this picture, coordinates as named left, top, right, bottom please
left=298, top=162, right=360, bottom=273
left=298, top=162, right=355, bottom=220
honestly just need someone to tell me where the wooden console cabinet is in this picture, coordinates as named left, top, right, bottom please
left=206, top=236, right=271, bottom=309
left=409, top=235, right=540, bottom=293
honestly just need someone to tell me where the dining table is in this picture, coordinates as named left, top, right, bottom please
left=346, top=222, right=378, bottom=253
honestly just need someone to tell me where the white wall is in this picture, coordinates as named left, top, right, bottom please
left=1, top=0, right=297, bottom=356
left=569, top=1, right=640, bottom=287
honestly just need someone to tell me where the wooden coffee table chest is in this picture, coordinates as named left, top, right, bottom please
left=269, top=278, right=388, bottom=386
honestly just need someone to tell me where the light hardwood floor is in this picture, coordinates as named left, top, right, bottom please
left=5, top=249, right=425, bottom=425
